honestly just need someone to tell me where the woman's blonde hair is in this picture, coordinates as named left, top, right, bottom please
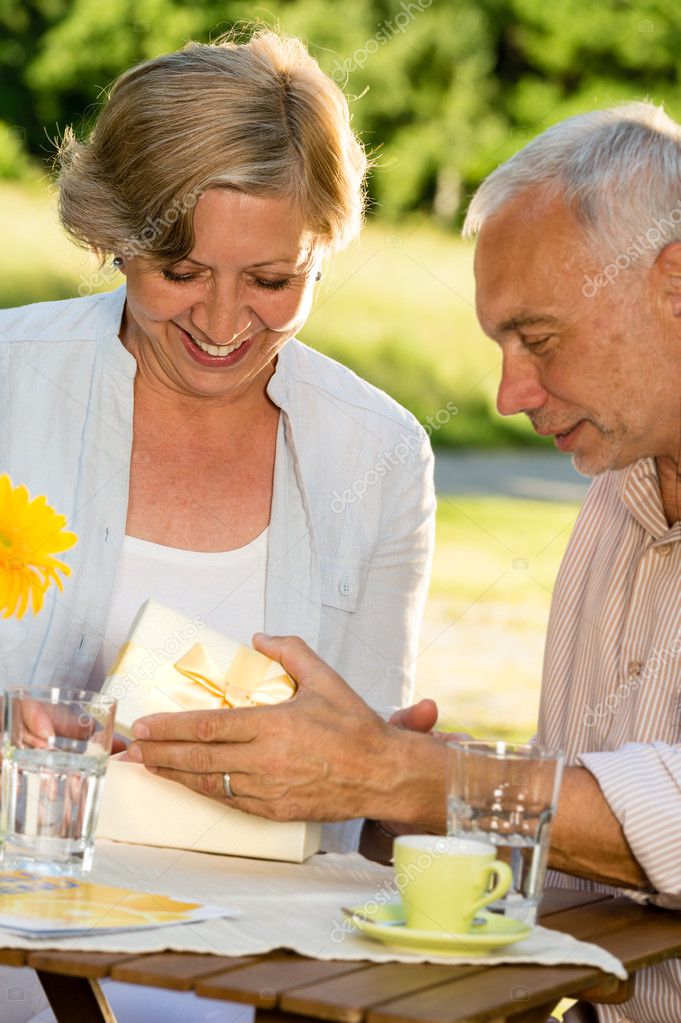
left=57, top=30, right=368, bottom=266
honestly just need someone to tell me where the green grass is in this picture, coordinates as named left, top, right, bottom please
left=420, top=496, right=580, bottom=741
left=0, top=178, right=548, bottom=448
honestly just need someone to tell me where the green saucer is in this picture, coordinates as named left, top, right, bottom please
left=345, top=902, right=532, bottom=956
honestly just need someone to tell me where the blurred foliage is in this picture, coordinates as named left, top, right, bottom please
left=0, top=120, right=29, bottom=179
left=2, top=0, right=681, bottom=218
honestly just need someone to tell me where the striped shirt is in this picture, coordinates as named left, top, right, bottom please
left=538, top=456, right=681, bottom=1023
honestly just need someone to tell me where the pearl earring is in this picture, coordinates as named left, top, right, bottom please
left=112, top=256, right=124, bottom=268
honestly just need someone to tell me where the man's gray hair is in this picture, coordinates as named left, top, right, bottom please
left=463, top=101, right=681, bottom=265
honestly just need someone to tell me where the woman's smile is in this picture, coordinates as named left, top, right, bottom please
left=176, top=322, right=256, bottom=367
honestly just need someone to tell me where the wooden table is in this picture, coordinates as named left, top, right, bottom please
left=3, top=889, right=681, bottom=1023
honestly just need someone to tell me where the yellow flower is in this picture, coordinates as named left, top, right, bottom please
left=0, top=475, right=78, bottom=620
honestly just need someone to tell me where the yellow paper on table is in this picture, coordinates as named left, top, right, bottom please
left=0, top=871, right=237, bottom=936
left=101, top=599, right=295, bottom=738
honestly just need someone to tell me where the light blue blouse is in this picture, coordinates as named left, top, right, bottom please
left=0, top=285, right=435, bottom=850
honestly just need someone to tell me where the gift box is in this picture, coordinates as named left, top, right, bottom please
left=97, top=756, right=322, bottom=862
left=98, top=600, right=320, bottom=862
left=101, top=599, right=296, bottom=739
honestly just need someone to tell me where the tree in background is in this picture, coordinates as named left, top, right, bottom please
left=2, top=0, right=681, bottom=214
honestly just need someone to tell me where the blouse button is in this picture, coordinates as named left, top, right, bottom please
left=339, top=575, right=352, bottom=596
left=655, top=543, right=672, bottom=557
left=627, top=659, right=642, bottom=677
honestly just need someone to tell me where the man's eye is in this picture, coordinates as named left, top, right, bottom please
left=521, top=335, right=553, bottom=352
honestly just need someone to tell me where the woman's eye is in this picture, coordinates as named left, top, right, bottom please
left=161, top=269, right=198, bottom=284
left=253, top=277, right=294, bottom=292
left=160, top=270, right=298, bottom=289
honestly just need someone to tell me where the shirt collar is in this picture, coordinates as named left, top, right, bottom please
left=95, top=285, right=136, bottom=377
left=618, top=456, right=680, bottom=541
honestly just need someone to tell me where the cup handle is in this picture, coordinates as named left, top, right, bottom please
left=471, top=860, right=513, bottom=916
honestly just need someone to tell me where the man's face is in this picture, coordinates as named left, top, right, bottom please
left=474, top=188, right=678, bottom=475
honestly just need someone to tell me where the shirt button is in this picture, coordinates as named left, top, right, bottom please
left=627, top=660, right=642, bottom=677
left=339, top=575, right=352, bottom=596
left=655, top=543, right=672, bottom=557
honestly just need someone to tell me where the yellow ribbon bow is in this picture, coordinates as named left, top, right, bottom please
left=168, top=643, right=296, bottom=711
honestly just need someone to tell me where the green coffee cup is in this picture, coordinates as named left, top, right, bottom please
left=393, top=835, right=513, bottom=934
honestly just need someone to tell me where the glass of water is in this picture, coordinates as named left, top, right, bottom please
left=1, top=687, right=117, bottom=875
left=446, top=739, right=564, bottom=925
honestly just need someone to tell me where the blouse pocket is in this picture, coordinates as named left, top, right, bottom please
left=319, top=555, right=370, bottom=613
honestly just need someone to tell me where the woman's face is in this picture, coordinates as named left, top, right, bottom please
left=120, top=188, right=320, bottom=404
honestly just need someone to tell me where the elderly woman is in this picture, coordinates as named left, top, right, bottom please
left=1, top=27, right=434, bottom=1023
left=1, top=30, right=434, bottom=851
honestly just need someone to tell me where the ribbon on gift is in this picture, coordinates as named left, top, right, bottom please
left=168, top=643, right=296, bottom=710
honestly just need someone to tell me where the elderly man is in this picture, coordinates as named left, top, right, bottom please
left=132, top=101, right=681, bottom=1022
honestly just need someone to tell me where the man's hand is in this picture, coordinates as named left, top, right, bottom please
left=370, top=700, right=468, bottom=842
left=129, top=634, right=447, bottom=829
left=389, top=699, right=438, bottom=733
left=388, top=701, right=472, bottom=744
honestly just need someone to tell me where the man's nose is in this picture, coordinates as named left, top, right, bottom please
left=496, top=347, right=548, bottom=417
left=194, top=277, right=253, bottom=344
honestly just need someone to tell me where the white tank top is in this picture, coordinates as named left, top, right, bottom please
left=88, top=529, right=269, bottom=691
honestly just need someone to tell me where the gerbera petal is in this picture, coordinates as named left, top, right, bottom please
left=0, top=476, right=78, bottom=620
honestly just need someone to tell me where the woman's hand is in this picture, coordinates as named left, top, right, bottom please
left=128, top=634, right=447, bottom=829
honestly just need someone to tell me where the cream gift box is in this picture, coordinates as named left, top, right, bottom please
left=101, top=599, right=296, bottom=739
left=97, top=599, right=321, bottom=862
left=97, top=756, right=322, bottom=862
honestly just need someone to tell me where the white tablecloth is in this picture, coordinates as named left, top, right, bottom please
left=0, top=841, right=626, bottom=979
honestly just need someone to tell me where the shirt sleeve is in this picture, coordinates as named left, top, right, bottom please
left=322, top=431, right=435, bottom=856
left=331, top=426, right=436, bottom=717
left=316, top=427, right=435, bottom=855
left=579, top=741, right=681, bottom=904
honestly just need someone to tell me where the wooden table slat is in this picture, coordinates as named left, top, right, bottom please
left=197, top=959, right=375, bottom=1006
left=110, top=952, right=258, bottom=990
left=536, top=890, right=612, bottom=918
left=280, top=963, right=485, bottom=1023
left=0, top=948, right=27, bottom=967
left=366, top=963, right=614, bottom=1023
left=541, top=895, right=649, bottom=942
left=588, top=906, right=681, bottom=972
left=543, top=895, right=681, bottom=976
left=27, top=951, right=145, bottom=978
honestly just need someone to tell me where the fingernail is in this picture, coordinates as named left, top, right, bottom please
left=127, top=744, right=143, bottom=762
left=132, top=722, right=150, bottom=739
left=253, top=632, right=270, bottom=642
left=146, top=766, right=158, bottom=774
